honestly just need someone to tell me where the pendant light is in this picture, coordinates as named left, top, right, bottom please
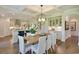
left=38, top=5, right=46, bottom=22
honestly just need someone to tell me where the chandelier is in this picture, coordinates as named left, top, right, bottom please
left=38, top=5, right=46, bottom=22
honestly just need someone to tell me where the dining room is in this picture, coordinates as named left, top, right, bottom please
left=0, top=5, right=79, bottom=54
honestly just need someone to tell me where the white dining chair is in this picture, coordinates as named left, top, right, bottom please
left=47, top=34, right=52, bottom=50
left=18, top=36, right=31, bottom=54
left=31, top=36, right=46, bottom=54
left=50, top=31, right=56, bottom=49
left=12, top=30, right=18, bottom=44
left=40, top=24, right=48, bottom=34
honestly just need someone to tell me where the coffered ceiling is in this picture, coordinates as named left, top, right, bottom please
left=0, top=5, right=79, bottom=21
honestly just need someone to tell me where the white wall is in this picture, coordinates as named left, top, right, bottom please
left=65, top=30, right=71, bottom=39
left=0, top=18, right=11, bottom=37
left=70, top=17, right=79, bottom=36
left=65, top=16, right=79, bottom=38
left=77, top=19, right=79, bottom=36
left=0, top=19, right=3, bottom=37
left=65, top=16, right=71, bottom=39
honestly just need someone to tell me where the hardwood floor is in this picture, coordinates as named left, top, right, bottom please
left=0, top=36, right=79, bottom=54
left=54, top=36, right=79, bottom=54
left=0, top=36, right=18, bottom=54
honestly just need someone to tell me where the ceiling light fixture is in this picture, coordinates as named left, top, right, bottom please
left=38, top=5, right=46, bottom=22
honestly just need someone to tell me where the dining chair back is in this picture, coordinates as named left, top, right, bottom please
left=38, top=36, right=47, bottom=53
left=40, top=24, right=48, bottom=34
left=50, top=31, right=56, bottom=48
left=47, top=34, right=52, bottom=50
left=18, top=35, right=32, bottom=54
left=18, top=36, right=25, bottom=54
left=31, top=36, right=46, bottom=54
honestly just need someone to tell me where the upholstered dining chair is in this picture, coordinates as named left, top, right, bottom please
left=31, top=36, right=47, bottom=54
left=18, top=36, right=31, bottom=54
left=46, top=34, right=52, bottom=52
left=49, top=31, right=56, bottom=49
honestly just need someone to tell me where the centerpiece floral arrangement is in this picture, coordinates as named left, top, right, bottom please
left=29, top=24, right=38, bottom=34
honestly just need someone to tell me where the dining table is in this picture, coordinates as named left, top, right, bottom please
left=24, top=32, right=50, bottom=45
left=24, top=32, right=50, bottom=54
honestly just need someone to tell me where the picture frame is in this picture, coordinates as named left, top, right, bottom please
left=65, top=21, right=69, bottom=30
left=70, top=22, right=76, bottom=31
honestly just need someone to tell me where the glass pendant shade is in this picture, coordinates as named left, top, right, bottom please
left=38, top=5, right=46, bottom=22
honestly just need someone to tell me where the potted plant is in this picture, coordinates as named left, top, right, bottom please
left=29, top=24, right=38, bottom=34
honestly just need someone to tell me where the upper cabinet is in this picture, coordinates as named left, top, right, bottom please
left=47, top=16, right=62, bottom=27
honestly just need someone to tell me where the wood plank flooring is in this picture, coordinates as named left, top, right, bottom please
left=0, top=36, right=79, bottom=54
